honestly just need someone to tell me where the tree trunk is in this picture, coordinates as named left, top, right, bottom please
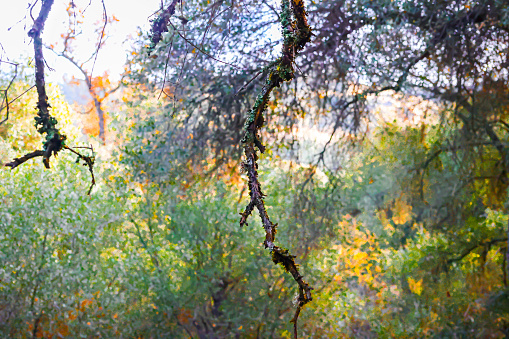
left=93, top=97, right=105, bottom=143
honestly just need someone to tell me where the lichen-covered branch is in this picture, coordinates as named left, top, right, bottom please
left=239, top=0, right=312, bottom=337
left=27, top=0, right=66, bottom=169
left=5, top=0, right=95, bottom=195
left=4, top=0, right=64, bottom=168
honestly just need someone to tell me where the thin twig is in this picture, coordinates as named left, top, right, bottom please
left=158, top=35, right=175, bottom=100
left=0, top=85, right=36, bottom=125
left=168, top=21, right=239, bottom=69
left=234, top=70, right=263, bottom=97
left=89, top=0, right=107, bottom=82
left=0, top=60, right=20, bottom=126
left=63, top=145, right=96, bottom=195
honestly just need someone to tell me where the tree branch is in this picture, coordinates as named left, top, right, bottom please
left=148, top=0, right=180, bottom=55
left=239, top=1, right=313, bottom=337
left=28, top=0, right=66, bottom=168
left=448, top=238, right=506, bottom=265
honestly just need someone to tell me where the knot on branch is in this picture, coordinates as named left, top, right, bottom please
left=27, top=28, right=39, bottom=38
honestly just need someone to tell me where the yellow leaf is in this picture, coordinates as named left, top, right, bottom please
left=353, top=251, right=368, bottom=263
left=392, top=198, right=413, bottom=225
left=408, top=277, right=423, bottom=296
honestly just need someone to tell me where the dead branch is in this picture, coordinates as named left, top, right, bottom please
left=239, top=0, right=313, bottom=337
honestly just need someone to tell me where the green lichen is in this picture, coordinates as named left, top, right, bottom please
left=238, top=0, right=314, bottom=329
left=34, top=105, right=66, bottom=152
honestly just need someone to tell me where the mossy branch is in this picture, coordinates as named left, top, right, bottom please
left=239, top=0, right=312, bottom=338
left=5, top=0, right=96, bottom=195
left=27, top=0, right=66, bottom=168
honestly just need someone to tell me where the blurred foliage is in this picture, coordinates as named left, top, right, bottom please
left=2, top=74, right=509, bottom=337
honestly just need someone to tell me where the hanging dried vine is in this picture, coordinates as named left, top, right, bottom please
left=147, top=0, right=180, bottom=55
left=4, top=0, right=95, bottom=194
left=239, top=0, right=312, bottom=337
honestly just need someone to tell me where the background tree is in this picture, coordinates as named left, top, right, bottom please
left=48, top=1, right=120, bottom=143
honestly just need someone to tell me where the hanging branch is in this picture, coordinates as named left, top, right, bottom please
left=4, top=0, right=95, bottom=195
left=27, top=0, right=65, bottom=169
left=239, top=0, right=312, bottom=338
left=64, top=145, right=96, bottom=195
left=147, top=0, right=180, bottom=55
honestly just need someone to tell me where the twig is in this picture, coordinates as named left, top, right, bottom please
left=0, top=85, right=36, bottom=125
left=168, top=21, right=239, bottom=69
left=0, top=60, right=20, bottom=126
left=234, top=70, right=263, bottom=97
left=89, top=0, right=107, bottom=81
left=63, top=145, right=96, bottom=195
left=158, top=35, right=175, bottom=100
